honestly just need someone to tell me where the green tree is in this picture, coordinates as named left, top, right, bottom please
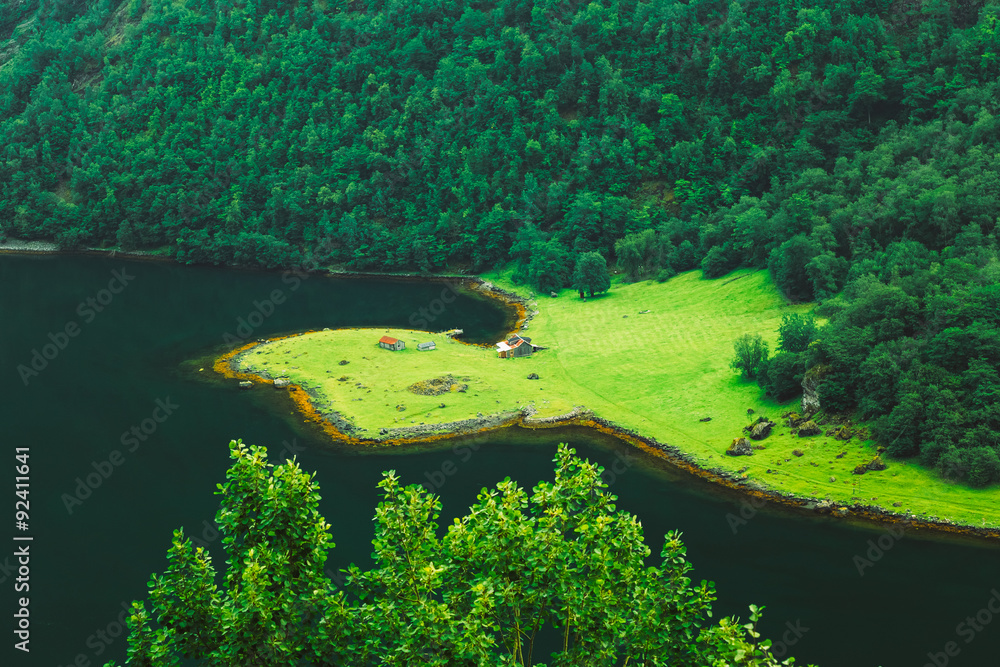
left=730, top=333, right=770, bottom=379
left=105, top=441, right=809, bottom=666
left=525, top=239, right=573, bottom=294
left=777, top=313, right=819, bottom=353
left=572, top=250, right=611, bottom=297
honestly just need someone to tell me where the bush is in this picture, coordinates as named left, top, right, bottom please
left=758, top=351, right=805, bottom=400
left=670, top=240, right=698, bottom=271
left=656, top=265, right=677, bottom=282
left=700, top=245, right=736, bottom=278
left=968, top=447, right=1000, bottom=488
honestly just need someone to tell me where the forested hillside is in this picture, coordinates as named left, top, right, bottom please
left=3, top=0, right=1000, bottom=483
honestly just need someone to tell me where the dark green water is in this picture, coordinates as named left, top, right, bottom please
left=1, top=254, right=998, bottom=667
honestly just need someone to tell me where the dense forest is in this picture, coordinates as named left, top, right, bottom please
left=3, top=0, right=1000, bottom=483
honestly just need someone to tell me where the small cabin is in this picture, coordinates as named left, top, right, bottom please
left=378, top=335, right=405, bottom=351
left=496, top=334, right=537, bottom=358
left=417, top=341, right=436, bottom=351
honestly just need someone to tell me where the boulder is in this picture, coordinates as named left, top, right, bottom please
left=797, top=421, right=821, bottom=437
left=699, top=416, right=712, bottom=422
left=853, top=465, right=868, bottom=475
left=527, top=373, right=539, bottom=380
left=793, top=449, right=804, bottom=457
left=866, top=456, right=887, bottom=472
left=339, top=359, right=349, bottom=365
left=749, top=420, right=773, bottom=440
left=273, top=378, right=290, bottom=389
left=238, top=380, right=253, bottom=390
left=726, top=437, right=754, bottom=456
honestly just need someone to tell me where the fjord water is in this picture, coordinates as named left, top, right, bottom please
left=1, top=254, right=997, bottom=667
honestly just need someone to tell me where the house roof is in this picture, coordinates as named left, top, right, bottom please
left=495, top=342, right=511, bottom=351
left=379, top=335, right=400, bottom=345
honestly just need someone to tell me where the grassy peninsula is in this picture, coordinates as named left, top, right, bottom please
left=227, top=268, right=1000, bottom=530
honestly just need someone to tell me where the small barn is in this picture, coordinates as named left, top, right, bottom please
left=417, top=341, right=436, bottom=351
left=496, top=334, right=537, bottom=358
left=378, top=335, right=405, bottom=351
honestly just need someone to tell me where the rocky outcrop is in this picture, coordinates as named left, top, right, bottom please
left=801, top=364, right=829, bottom=416
left=239, top=380, right=253, bottom=389
left=273, top=378, right=290, bottom=388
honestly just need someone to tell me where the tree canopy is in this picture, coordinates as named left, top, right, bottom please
left=105, top=440, right=810, bottom=666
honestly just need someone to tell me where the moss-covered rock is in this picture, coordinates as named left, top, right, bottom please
left=749, top=420, right=773, bottom=440
left=726, top=437, right=754, bottom=456
left=830, top=425, right=854, bottom=441
left=867, top=456, right=887, bottom=472
left=798, top=420, right=821, bottom=437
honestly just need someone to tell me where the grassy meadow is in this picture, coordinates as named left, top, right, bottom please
left=233, top=268, right=1000, bottom=527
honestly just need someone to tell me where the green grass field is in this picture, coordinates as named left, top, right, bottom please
left=234, top=268, right=1000, bottom=528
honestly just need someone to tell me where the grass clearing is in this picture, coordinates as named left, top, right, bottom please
left=233, top=268, right=1000, bottom=527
